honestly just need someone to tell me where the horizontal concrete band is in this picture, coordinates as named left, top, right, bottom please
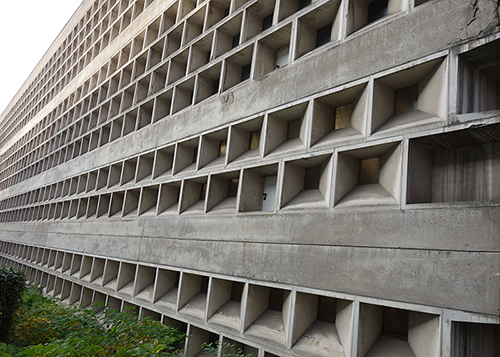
left=1, top=206, right=498, bottom=250
left=1, top=207, right=498, bottom=316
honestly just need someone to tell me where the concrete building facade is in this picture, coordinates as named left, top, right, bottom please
left=0, top=0, right=499, bottom=355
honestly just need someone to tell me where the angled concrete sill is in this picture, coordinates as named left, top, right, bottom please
left=292, top=321, right=345, bottom=357
left=154, top=287, right=178, bottom=312
left=312, top=126, right=364, bottom=149
left=178, top=292, right=207, bottom=321
left=281, top=189, right=329, bottom=210
left=208, top=299, right=242, bottom=332
left=265, top=137, right=305, bottom=157
left=372, top=111, right=443, bottom=135
left=227, top=147, right=260, bottom=165
left=334, top=183, right=398, bottom=208
left=244, top=309, right=287, bottom=346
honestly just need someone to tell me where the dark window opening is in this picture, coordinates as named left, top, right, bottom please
left=199, top=183, right=207, bottom=200
left=241, top=63, right=251, bottom=81
left=298, top=0, right=312, bottom=10
left=232, top=34, right=240, bottom=48
left=367, top=0, right=388, bottom=24
left=231, top=282, right=244, bottom=301
left=212, top=79, right=220, bottom=94
left=383, top=307, right=409, bottom=340
left=315, top=23, right=332, bottom=48
left=304, top=166, right=321, bottom=190
left=414, top=0, right=431, bottom=6
left=286, top=118, right=301, bottom=140
left=228, top=178, right=238, bottom=197
left=224, top=7, right=230, bottom=17
left=200, top=276, right=209, bottom=294
left=317, top=296, right=337, bottom=323
left=262, top=13, right=273, bottom=31
left=269, top=288, right=284, bottom=311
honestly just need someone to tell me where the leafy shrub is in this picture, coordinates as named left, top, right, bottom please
left=11, top=286, right=185, bottom=356
left=0, top=267, right=26, bottom=343
left=201, top=341, right=253, bottom=357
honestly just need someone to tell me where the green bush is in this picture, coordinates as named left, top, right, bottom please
left=10, top=286, right=185, bottom=356
left=0, top=267, right=26, bottom=343
left=201, top=341, right=253, bottom=357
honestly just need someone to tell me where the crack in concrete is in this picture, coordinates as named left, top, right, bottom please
left=467, top=0, right=479, bottom=26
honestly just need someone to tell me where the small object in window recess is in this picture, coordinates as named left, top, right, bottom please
left=263, top=193, right=267, bottom=200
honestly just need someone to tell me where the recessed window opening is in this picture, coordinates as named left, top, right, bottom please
left=200, top=276, right=209, bottom=294
left=269, top=288, right=284, bottom=311
left=262, top=13, right=273, bottom=31
left=299, top=0, right=312, bottom=10
left=212, top=79, right=220, bottom=94
left=231, top=282, right=244, bottom=301
left=232, top=34, right=240, bottom=48
left=317, top=296, right=337, bottom=323
left=304, top=166, right=321, bottom=190
left=200, top=183, right=207, bottom=200
left=287, top=118, right=302, bottom=140
left=275, top=46, right=289, bottom=69
left=219, top=139, right=227, bottom=157
left=367, top=0, right=388, bottom=24
left=414, top=0, right=431, bottom=6
left=458, top=39, right=500, bottom=113
left=359, top=157, right=380, bottom=184
left=249, top=130, right=260, bottom=149
left=224, top=7, right=230, bottom=17
left=315, top=23, right=332, bottom=48
left=334, top=104, right=353, bottom=129
left=228, top=178, right=239, bottom=197
left=241, top=63, right=251, bottom=81
left=383, top=307, right=409, bottom=340
left=394, top=84, right=418, bottom=115
left=193, top=147, right=198, bottom=164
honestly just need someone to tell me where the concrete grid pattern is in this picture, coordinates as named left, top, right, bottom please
left=0, top=0, right=499, bottom=356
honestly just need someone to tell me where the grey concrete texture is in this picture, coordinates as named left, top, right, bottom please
left=1, top=202, right=499, bottom=316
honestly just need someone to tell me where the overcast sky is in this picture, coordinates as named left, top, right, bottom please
left=0, top=0, right=83, bottom=115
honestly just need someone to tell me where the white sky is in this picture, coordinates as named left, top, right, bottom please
left=0, top=0, right=83, bottom=115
